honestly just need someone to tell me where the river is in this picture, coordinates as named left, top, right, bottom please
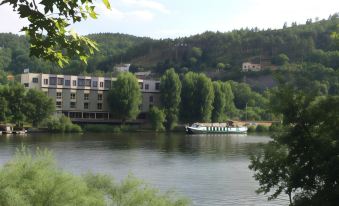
left=0, top=133, right=288, bottom=205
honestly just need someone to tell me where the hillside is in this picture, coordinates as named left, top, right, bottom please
left=0, top=14, right=338, bottom=82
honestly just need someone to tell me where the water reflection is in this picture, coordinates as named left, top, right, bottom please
left=0, top=133, right=286, bottom=206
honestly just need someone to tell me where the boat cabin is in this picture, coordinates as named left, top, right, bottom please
left=0, top=124, right=14, bottom=134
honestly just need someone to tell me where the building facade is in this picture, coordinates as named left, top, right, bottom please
left=242, top=62, right=262, bottom=72
left=21, top=73, right=160, bottom=121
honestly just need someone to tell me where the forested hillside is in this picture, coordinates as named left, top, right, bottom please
left=0, top=14, right=338, bottom=78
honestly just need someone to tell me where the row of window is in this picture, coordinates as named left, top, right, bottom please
left=206, top=127, right=240, bottom=132
left=139, top=82, right=160, bottom=91
left=33, top=77, right=160, bottom=91
left=56, top=101, right=102, bottom=110
left=56, top=92, right=103, bottom=101
left=55, top=92, right=153, bottom=102
left=40, top=77, right=110, bottom=88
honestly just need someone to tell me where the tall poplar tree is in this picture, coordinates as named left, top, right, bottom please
left=160, top=68, right=182, bottom=131
left=181, top=72, right=214, bottom=123
left=212, top=81, right=226, bottom=122
left=108, top=72, right=141, bottom=123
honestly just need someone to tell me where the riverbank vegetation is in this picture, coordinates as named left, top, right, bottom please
left=0, top=83, right=54, bottom=128
left=0, top=146, right=189, bottom=206
left=45, top=115, right=82, bottom=133
left=249, top=78, right=339, bottom=205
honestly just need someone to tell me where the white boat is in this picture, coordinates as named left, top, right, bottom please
left=185, top=122, right=247, bottom=134
left=0, top=124, right=14, bottom=134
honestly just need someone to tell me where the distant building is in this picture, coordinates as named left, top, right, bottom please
left=114, top=64, right=131, bottom=72
left=6, top=75, right=14, bottom=81
left=134, top=71, right=152, bottom=79
left=21, top=73, right=160, bottom=122
left=242, top=62, right=262, bottom=72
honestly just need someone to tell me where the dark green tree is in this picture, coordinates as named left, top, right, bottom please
left=250, top=85, right=339, bottom=205
left=0, top=96, right=8, bottom=122
left=212, top=81, right=226, bottom=122
left=160, top=68, right=182, bottom=131
left=2, top=83, right=26, bottom=127
left=24, top=89, right=55, bottom=127
left=230, top=81, right=252, bottom=109
left=108, top=72, right=141, bottom=123
left=0, top=70, right=8, bottom=85
left=221, top=82, right=236, bottom=118
left=272, top=53, right=289, bottom=65
left=181, top=72, right=214, bottom=123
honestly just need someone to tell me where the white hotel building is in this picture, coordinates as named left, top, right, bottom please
left=21, top=73, right=160, bottom=122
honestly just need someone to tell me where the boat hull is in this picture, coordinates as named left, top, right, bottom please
left=185, top=126, right=247, bottom=134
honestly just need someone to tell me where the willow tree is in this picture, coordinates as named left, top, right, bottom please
left=160, top=68, right=181, bottom=131
left=108, top=72, right=141, bottom=123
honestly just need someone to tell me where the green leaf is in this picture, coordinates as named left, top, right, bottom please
left=102, top=0, right=111, bottom=10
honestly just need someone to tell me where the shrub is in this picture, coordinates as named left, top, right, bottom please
left=255, top=125, right=269, bottom=132
left=247, top=126, right=256, bottom=133
left=149, top=107, right=165, bottom=132
left=269, top=122, right=283, bottom=132
left=45, top=115, right=82, bottom=133
left=0, top=147, right=190, bottom=206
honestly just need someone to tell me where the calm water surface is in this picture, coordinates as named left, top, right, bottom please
left=0, top=133, right=288, bottom=206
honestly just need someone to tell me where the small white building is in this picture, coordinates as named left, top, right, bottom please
left=242, top=62, right=261, bottom=72
left=114, top=64, right=131, bottom=72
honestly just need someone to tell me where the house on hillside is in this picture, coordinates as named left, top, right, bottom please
left=114, top=64, right=131, bottom=72
left=242, top=62, right=262, bottom=72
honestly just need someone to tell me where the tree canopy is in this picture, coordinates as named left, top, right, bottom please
left=160, top=68, right=181, bottom=130
left=180, top=72, right=214, bottom=123
left=0, top=0, right=111, bottom=66
left=0, top=15, right=338, bottom=75
left=250, top=84, right=339, bottom=205
left=107, top=72, right=141, bottom=122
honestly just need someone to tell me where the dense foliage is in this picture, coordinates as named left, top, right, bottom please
left=107, top=72, right=141, bottom=122
left=160, top=68, right=182, bottom=130
left=148, top=107, right=166, bottom=132
left=0, top=83, right=54, bottom=127
left=211, top=81, right=226, bottom=122
left=0, top=15, right=338, bottom=76
left=0, top=147, right=189, bottom=206
left=45, top=115, right=82, bottom=133
left=250, top=84, right=339, bottom=205
left=180, top=72, right=214, bottom=123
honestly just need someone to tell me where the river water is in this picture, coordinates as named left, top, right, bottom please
left=0, top=133, right=288, bottom=205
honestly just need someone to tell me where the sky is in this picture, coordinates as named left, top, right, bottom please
left=0, top=0, right=338, bottom=39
